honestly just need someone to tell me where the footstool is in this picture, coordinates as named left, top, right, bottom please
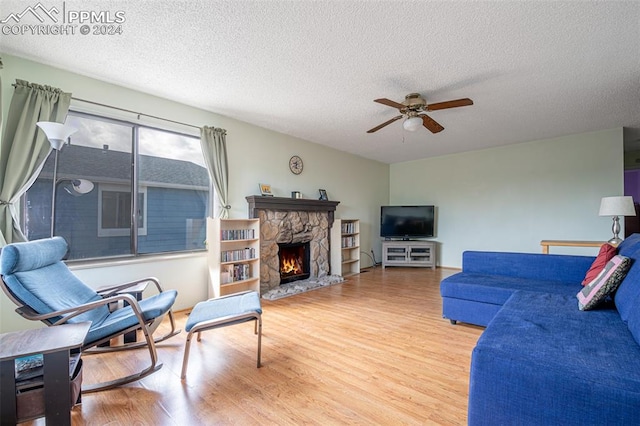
left=180, top=291, right=262, bottom=380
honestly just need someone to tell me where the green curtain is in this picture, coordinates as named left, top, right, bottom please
left=0, top=79, right=71, bottom=245
left=0, top=58, right=3, bottom=152
left=200, top=126, right=230, bottom=218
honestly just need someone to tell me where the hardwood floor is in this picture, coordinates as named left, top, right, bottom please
left=24, top=267, right=484, bottom=425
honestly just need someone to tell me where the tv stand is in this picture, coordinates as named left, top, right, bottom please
left=382, top=240, right=436, bottom=269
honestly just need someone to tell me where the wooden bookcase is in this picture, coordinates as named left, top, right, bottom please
left=207, top=218, right=260, bottom=298
left=331, top=219, right=360, bottom=277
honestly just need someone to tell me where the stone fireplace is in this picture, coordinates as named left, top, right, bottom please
left=278, top=242, right=310, bottom=284
left=246, top=196, right=340, bottom=293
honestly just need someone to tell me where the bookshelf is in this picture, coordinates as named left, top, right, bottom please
left=331, top=219, right=360, bottom=277
left=207, top=218, right=261, bottom=298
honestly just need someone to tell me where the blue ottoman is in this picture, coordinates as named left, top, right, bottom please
left=180, top=291, right=262, bottom=379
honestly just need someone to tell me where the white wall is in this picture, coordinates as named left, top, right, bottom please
left=0, top=54, right=389, bottom=332
left=390, top=128, right=624, bottom=268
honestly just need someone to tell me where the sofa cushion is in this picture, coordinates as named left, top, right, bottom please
left=577, top=255, right=631, bottom=311
left=616, top=233, right=640, bottom=256
left=469, top=291, right=640, bottom=425
left=461, top=251, right=594, bottom=283
left=615, top=246, right=640, bottom=322
left=581, top=243, right=617, bottom=285
left=440, top=273, right=577, bottom=306
left=626, top=293, right=640, bottom=346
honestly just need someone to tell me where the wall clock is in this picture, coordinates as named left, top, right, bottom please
left=289, top=155, right=303, bottom=175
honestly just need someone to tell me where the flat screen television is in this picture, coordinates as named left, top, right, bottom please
left=380, top=205, right=435, bottom=239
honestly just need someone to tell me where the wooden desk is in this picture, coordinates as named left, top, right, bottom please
left=0, top=322, right=89, bottom=426
left=540, top=240, right=607, bottom=254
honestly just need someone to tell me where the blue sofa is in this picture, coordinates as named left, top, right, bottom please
left=440, top=234, right=640, bottom=425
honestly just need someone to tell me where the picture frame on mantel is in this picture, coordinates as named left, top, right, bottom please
left=318, top=189, right=328, bottom=201
left=259, top=183, right=273, bottom=196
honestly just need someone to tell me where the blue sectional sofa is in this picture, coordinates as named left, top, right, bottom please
left=440, top=234, right=640, bottom=425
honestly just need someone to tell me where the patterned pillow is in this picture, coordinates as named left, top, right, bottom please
left=577, top=255, right=632, bottom=311
left=581, top=243, right=617, bottom=286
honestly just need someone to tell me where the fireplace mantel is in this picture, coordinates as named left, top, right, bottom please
left=246, top=196, right=340, bottom=227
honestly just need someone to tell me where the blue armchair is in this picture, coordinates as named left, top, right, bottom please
left=0, top=237, right=180, bottom=392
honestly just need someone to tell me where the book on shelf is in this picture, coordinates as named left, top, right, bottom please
left=222, top=263, right=251, bottom=282
left=341, top=222, right=356, bottom=234
left=15, top=354, right=43, bottom=382
left=221, top=228, right=255, bottom=241
left=14, top=353, right=82, bottom=390
left=221, top=247, right=256, bottom=262
left=342, top=236, right=356, bottom=248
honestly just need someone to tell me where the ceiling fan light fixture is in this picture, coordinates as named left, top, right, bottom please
left=403, top=116, right=423, bottom=132
left=368, top=94, right=472, bottom=134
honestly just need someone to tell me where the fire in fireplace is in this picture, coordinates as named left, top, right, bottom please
left=278, top=242, right=310, bottom=284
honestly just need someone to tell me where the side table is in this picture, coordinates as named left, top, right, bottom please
left=0, top=322, right=90, bottom=426
left=97, top=281, right=148, bottom=344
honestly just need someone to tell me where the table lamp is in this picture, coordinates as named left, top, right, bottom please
left=599, top=196, right=636, bottom=244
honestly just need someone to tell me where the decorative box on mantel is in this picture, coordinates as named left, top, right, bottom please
left=245, top=196, right=340, bottom=293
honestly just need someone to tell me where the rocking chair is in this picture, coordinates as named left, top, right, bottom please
left=0, top=237, right=180, bottom=392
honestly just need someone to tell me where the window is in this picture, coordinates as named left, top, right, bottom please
left=23, top=111, right=210, bottom=260
left=98, top=184, right=147, bottom=237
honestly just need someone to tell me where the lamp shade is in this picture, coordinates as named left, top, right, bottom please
left=36, top=122, right=78, bottom=150
left=599, top=196, right=636, bottom=217
left=403, top=116, right=423, bottom=132
left=65, top=179, right=94, bottom=196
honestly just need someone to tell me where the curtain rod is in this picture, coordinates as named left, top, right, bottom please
left=10, top=83, right=203, bottom=130
left=71, top=96, right=202, bottom=130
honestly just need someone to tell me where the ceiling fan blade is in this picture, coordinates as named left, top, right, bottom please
left=374, top=98, right=406, bottom=110
left=366, top=115, right=403, bottom=133
left=426, top=98, right=474, bottom=111
left=420, top=114, right=445, bottom=133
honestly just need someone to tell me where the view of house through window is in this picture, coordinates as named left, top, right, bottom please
left=23, top=111, right=210, bottom=260
left=97, top=185, right=147, bottom=237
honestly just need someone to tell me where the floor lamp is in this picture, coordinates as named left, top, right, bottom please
left=36, top=122, right=78, bottom=237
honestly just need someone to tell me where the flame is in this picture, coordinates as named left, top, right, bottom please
left=281, top=253, right=302, bottom=275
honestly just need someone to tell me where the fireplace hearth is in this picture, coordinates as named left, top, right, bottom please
left=278, top=242, right=310, bottom=284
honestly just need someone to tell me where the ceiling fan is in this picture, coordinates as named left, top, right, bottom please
left=367, top=93, right=473, bottom=134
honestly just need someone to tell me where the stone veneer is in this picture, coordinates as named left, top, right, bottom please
left=258, top=210, right=331, bottom=293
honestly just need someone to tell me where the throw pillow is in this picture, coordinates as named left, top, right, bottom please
left=577, top=255, right=632, bottom=311
left=581, top=243, right=617, bottom=286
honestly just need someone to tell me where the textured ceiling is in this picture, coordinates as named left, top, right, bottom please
left=1, top=1, right=639, bottom=163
